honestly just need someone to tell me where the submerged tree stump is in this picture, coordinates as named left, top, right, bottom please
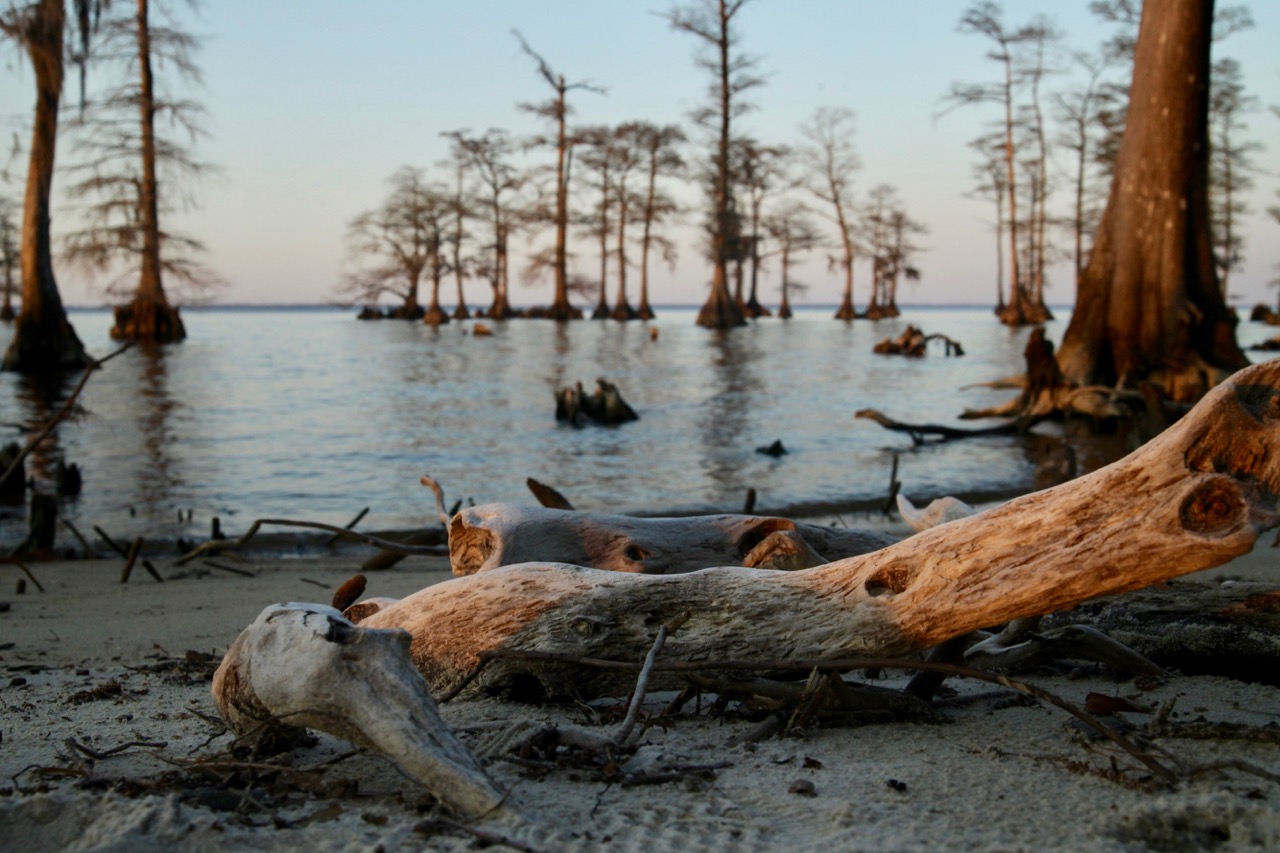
left=872, top=326, right=964, bottom=357
left=110, top=300, right=186, bottom=343
left=555, top=378, right=639, bottom=427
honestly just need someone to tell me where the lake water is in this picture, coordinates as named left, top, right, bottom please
left=1, top=304, right=1276, bottom=548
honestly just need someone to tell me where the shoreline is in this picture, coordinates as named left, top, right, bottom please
left=2, top=538, right=1279, bottom=849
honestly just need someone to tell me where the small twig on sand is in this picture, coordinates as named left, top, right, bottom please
left=60, top=519, right=94, bottom=556
left=0, top=344, right=132, bottom=493
left=120, top=537, right=142, bottom=583
left=175, top=518, right=448, bottom=566
left=323, top=507, right=370, bottom=547
left=96, top=526, right=161, bottom=582
left=202, top=560, right=257, bottom=578
left=882, top=453, right=901, bottom=517
left=10, top=559, right=45, bottom=593
left=66, top=737, right=167, bottom=761
left=614, top=612, right=688, bottom=748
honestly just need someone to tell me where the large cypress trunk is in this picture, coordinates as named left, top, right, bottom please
left=1056, top=0, right=1246, bottom=402
left=3, top=0, right=89, bottom=373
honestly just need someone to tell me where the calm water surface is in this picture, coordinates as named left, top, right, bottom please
left=2, top=305, right=1275, bottom=546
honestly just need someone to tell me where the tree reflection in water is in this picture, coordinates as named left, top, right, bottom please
left=698, top=329, right=764, bottom=495
left=130, top=344, right=182, bottom=521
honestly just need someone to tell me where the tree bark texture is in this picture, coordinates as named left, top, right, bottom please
left=349, top=359, right=1280, bottom=699
left=1057, top=0, right=1246, bottom=401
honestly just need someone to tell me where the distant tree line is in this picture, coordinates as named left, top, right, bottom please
left=340, top=0, right=927, bottom=329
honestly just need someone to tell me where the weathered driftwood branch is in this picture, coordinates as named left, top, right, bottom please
left=212, top=604, right=514, bottom=820
left=855, top=408, right=1026, bottom=445
left=446, top=504, right=898, bottom=575
left=346, top=360, right=1280, bottom=698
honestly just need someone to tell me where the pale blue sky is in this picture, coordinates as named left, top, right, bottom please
left=3, top=0, right=1278, bottom=308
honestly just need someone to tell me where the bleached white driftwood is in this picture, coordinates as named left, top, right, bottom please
left=447, top=504, right=897, bottom=575
left=895, top=494, right=977, bottom=533
left=347, top=361, right=1280, bottom=698
left=212, top=603, right=512, bottom=820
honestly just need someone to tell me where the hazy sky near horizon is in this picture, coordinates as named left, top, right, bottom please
left=2, top=0, right=1278, bottom=309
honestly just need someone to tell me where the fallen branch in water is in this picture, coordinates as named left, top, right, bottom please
left=855, top=408, right=1027, bottom=445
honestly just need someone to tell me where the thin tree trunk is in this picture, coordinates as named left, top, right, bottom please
left=637, top=158, right=656, bottom=321
left=832, top=201, right=856, bottom=321
left=612, top=188, right=636, bottom=321
left=592, top=172, right=610, bottom=320
left=777, top=243, right=792, bottom=319
left=695, top=0, right=745, bottom=330
left=111, top=0, right=185, bottom=343
left=548, top=82, right=580, bottom=321
left=997, top=49, right=1025, bottom=327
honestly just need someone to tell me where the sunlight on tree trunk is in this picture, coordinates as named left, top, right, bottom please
left=1, top=0, right=89, bottom=372
left=1057, top=0, right=1247, bottom=402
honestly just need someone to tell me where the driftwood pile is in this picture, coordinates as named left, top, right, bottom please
left=555, top=378, right=639, bottom=427
left=210, top=359, right=1280, bottom=821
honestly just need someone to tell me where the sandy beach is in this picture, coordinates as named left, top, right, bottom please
left=2, top=529, right=1279, bottom=851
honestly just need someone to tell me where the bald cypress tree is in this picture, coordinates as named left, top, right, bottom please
left=1056, top=0, right=1247, bottom=402
left=0, top=0, right=97, bottom=372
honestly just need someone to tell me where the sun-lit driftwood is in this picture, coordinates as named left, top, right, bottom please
left=446, top=504, right=898, bottom=575
left=342, top=361, right=1280, bottom=699
left=212, top=604, right=513, bottom=820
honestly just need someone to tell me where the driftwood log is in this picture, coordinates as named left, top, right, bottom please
left=446, top=504, right=898, bottom=575
left=213, top=604, right=513, bottom=820
left=332, top=359, right=1280, bottom=698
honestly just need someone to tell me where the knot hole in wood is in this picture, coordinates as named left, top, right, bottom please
left=864, top=564, right=913, bottom=597
left=1179, top=477, right=1246, bottom=536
